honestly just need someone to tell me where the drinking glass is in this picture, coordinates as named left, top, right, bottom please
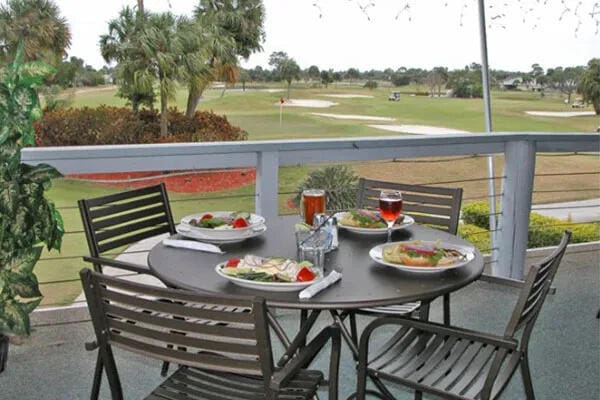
left=295, top=229, right=327, bottom=274
left=379, top=189, right=403, bottom=242
left=301, top=189, right=326, bottom=226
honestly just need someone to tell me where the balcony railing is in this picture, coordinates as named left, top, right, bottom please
left=23, top=132, right=598, bottom=282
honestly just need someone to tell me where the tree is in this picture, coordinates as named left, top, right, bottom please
left=363, top=80, right=378, bottom=90
left=0, top=0, right=71, bottom=65
left=320, top=69, right=333, bottom=88
left=578, top=58, right=600, bottom=115
left=549, top=66, right=584, bottom=103
left=307, top=65, right=320, bottom=81
left=269, top=51, right=300, bottom=99
left=346, top=68, right=360, bottom=81
left=185, top=0, right=265, bottom=117
left=139, top=12, right=186, bottom=137
left=100, top=6, right=155, bottom=112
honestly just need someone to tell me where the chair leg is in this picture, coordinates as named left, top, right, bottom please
left=300, top=309, right=308, bottom=348
left=443, top=293, right=451, bottom=325
left=521, top=355, right=536, bottom=400
left=90, top=352, right=103, bottom=400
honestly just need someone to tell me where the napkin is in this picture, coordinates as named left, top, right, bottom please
left=162, top=239, right=224, bottom=254
left=299, top=271, right=342, bottom=299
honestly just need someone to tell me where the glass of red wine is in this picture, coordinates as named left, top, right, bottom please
left=379, top=190, right=403, bottom=242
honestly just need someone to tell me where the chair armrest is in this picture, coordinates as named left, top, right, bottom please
left=83, top=255, right=151, bottom=275
left=360, top=316, right=518, bottom=352
left=270, top=324, right=341, bottom=398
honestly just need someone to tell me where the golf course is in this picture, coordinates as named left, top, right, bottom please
left=39, top=83, right=599, bottom=306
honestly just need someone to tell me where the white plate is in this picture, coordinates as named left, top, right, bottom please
left=369, top=241, right=475, bottom=273
left=215, top=262, right=322, bottom=292
left=176, top=224, right=267, bottom=244
left=335, top=212, right=414, bottom=235
left=180, top=212, right=266, bottom=240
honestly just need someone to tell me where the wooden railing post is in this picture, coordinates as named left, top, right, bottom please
left=496, top=140, right=537, bottom=279
left=256, top=151, right=279, bottom=222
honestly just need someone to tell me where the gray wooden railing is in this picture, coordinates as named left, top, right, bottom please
left=22, top=132, right=599, bottom=280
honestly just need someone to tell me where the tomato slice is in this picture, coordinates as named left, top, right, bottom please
left=200, top=213, right=213, bottom=221
left=232, top=217, right=249, bottom=228
left=225, top=258, right=240, bottom=267
left=402, top=244, right=437, bottom=257
left=296, top=267, right=315, bottom=282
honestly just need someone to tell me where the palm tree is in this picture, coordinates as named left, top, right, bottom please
left=100, top=7, right=155, bottom=112
left=0, top=0, right=71, bottom=64
left=182, top=0, right=265, bottom=117
left=139, top=12, right=186, bottom=137
left=578, top=58, right=600, bottom=115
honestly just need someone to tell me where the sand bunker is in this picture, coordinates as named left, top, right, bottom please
left=262, top=88, right=285, bottom=93
left=277, top=99, right=338, bottom=108
left=369, top=124, right=469, bottom=135
left=526, top=111, right=595, bottom=117
left=321, top=94, right=374, bottom=98
left=310, top=112, right=394, bottom=121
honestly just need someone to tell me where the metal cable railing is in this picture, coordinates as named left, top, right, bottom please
left=35, top=151, right=599, bottom=316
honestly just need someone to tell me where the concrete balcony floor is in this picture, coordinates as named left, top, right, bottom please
left=2, top=249, right=598, bottom=399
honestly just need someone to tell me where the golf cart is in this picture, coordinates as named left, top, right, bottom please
left=388, top=92, right=401, bottom=101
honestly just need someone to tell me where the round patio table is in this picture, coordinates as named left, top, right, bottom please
left=148, top=216, right=484, bottom=310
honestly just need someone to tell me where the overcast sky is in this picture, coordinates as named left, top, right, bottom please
left=54, top=0, right=599, bottom=72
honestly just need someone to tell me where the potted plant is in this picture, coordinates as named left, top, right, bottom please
left=0, top=44, right=64, bottom=373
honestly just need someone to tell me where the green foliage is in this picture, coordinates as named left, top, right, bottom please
left=457, top=223, right=491, bottom=252
left=34, top=106, right=248, bottom=146
left=0, top=44, right=63, bottom=335
left=294, top=166, right=358, bottom=212
left=363, top=80, right=378, bottom=90
left=577, top=58, right=600, bottom=115
left=462, top=201, right=600, bottom=249
left=462, top=202, right=493, bottom=230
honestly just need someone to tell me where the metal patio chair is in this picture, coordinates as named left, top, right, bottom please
left=356, top=231, right=571, bottom=400
left=80, top=268, right=341, bottom=400
left=78, top=183, right=176, bottom=275
left=352, top=178, right=464, bottom=328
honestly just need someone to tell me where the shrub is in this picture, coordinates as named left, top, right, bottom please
left=363, top=80, right=378, bottom=90
left=294, top=166, right=358, bottom=212
left=461, top=201, right=600, bottom=249
left=458, top=223, right=491, bottom=252
left=462, top=201, right=492, bottom=229
left=34, top=106, right=247, bottom=146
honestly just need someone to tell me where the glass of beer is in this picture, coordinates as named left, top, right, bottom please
left=301, top=189, right=326, bottom=226
left=379, top=189, right=402, bottom=242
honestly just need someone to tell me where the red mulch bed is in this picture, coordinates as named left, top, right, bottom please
left=67, top=169, right=256, bottom=193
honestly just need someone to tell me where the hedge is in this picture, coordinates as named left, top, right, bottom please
left=34, top=106, right=247, bottom=146
left=461, top=201, right=600, bottom=249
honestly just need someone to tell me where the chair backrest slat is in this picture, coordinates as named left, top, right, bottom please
left=81, top=269, right=273, bottom=377
left=104, top=303, right=257, bottom=340
left=357, top=178, right=463, bottom=234
left=79, top=184, right=176, bottom=259
left=89, top=194, right=166, bottom=219
left=505, top=231, right=571, bottom=337
left=101, top=286, right=255, bottom=324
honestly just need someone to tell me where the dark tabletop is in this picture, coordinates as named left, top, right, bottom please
left=148, top=216, right=484, bottom=310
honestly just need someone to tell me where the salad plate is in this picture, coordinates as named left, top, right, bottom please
left=335, top=210, right=414, bottom=235
left=215, top=255, right=322, bottom=292
left=369, top=241, right=474, bottom=272
left=176, top=224, right=267, bottom=244
left=179, top=211, right=266, bottom=241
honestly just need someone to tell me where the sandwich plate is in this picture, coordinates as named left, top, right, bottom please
left=335, top=212, right=414, bottom=235
left=215, top=262, right=322, bottom=292
left=369, top=241, right=474, bottom=272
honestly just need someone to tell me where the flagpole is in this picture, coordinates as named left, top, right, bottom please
left=477, top=0, right=499, bottom=274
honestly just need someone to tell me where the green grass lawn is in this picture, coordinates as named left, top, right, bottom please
left=37, top=84, right=599, bottom=306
